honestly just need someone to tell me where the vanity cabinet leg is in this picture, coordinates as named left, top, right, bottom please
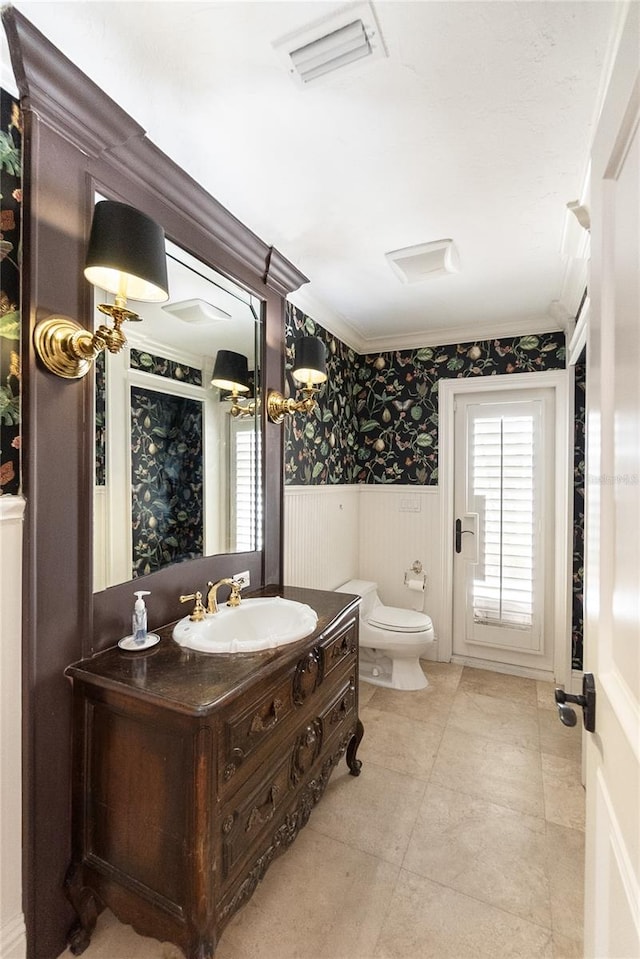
left=64, top=866, right=101, bottom=955
left=346, top=719, right=364, bottom=776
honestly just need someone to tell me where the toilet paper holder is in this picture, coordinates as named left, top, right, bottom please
left=404, top=560, right=427, bottom=591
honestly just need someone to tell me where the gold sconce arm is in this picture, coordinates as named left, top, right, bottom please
left=34, top=303, right=138, bottom=380
left=267, top=388, right=319, bottom=424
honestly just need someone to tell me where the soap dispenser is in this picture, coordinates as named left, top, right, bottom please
left=132, top=590, right=150, bottom=645
left=118, top=591, right=160, bottom=651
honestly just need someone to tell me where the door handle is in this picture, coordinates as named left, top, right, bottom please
left=555, top=673, right=596, bottom=732
left=455, top=518, right=475, bottom=554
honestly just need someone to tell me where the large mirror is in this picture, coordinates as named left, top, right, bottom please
left=93, top=236, right=262, bottom=592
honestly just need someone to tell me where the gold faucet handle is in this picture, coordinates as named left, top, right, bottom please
left=179, top=590, right=206, bottom=622
left=227, top=580, right=243, bottom=608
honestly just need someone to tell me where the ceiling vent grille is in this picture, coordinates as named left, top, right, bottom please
left=162, top=298, right=232, bottom=325
left=385, top=240, right=461, bottom=284
left=274, top=2, right=387, bottom=86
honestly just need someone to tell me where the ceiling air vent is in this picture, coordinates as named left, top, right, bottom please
left=274, top=2, right=387, bottom=86
left=162, top=298, right=232, bottom=325
left=385, top=240, right=461, bottom=284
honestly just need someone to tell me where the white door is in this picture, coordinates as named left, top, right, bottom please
left=452, top=386, right=556, bottom=676
left=583, top=5, right=640, bottom=956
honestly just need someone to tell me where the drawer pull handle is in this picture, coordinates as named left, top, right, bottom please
left=337, top=637, right=350, bottom=657
left=246, top=785, right=279, bottom=832
left=250, top=697, right=283, bottom=734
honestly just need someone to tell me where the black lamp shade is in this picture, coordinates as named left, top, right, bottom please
left=292, top=336, right=327, bottom=385
left=84, top=200, right=169, bottom=303
left=211, top=350, right=250, bottom=393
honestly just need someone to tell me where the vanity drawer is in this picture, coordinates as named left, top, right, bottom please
left=217, top=628, right=357, bottom=793
left=218, top=669, right=357, bottom=887
left=322, top=622, right=357, bottom=680
left=218, top=672, right=296, bottom=790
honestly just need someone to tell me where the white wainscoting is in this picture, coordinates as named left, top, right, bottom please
left=283, top=485, right=361, bottom=591
left=0, top=495, right=26, bottom=958
left=284, top=484, right=442, bottom=659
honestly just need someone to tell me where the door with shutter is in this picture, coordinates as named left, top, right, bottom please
left=453, top=387, right=556, bottom=673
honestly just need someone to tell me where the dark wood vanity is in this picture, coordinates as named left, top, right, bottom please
left=64, top=586, right=363, bottom=959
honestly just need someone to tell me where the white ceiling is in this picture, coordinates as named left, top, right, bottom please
left=6, top=1, right=617, bottom=352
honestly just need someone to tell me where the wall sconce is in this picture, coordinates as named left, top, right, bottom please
left=211, top=349, right=255, bottom=418
left=34, top=200, right=169, bottom=379
left=267, top=336, right=327, bottom=424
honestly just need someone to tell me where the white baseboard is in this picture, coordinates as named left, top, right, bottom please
left=450, top=654, right=555, bottom=682
left=0, top=913, right=27, bottom=959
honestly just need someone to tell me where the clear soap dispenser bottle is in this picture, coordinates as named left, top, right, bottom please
left=132, top=590, right=151, bottom=645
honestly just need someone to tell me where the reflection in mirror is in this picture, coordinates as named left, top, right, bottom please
left=93, top=237, right=262, bottom=592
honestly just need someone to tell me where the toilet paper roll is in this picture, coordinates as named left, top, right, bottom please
left=406, top=577, right=425, bottom=592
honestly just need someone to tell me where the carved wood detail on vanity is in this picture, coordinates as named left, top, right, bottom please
left=64, top=587, right=363, bottom=959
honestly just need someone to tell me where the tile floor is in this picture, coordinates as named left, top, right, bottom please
left=57, top=664, right=585, bottom=959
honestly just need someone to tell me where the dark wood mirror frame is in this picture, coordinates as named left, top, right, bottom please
left=2, top=9, right=307, bottom=958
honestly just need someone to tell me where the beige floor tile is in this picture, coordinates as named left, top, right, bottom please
left=544, top=822, right=585, bottom=942
left=359, top=680, right=377, bottom=706
left=373, top=870, right=553, bottom=959
left=448, top=688, right=540, bottom=751
left=367, top=664, right=460, bottom=726
left=542, top=753, right=585, bottom=830
left=553, top=933, right=584, bottom=958
left=538, top=708, right=583, bottom=761
left=223, top=827, right=400, bottom=959
left=358, top=705, right=445, bottom=781
left=308, top=759, right=426, bottom=865
left=403, top=783, right=551, bottom=928
left=431, top=726, right=545, bottom=818
left=459, top=666, right=538, bottom=707
left=421, top=659, right=464, bottom=684
left=537, top=680, right=558, bottom=711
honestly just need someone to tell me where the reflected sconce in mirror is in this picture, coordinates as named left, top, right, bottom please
left=267, top=336, right=327, bottom=424
left=34, top=200, right=169, bottom=379
left=211, top=349, right=255, bottom=418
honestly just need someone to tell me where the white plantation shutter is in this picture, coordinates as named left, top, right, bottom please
left=230, top=420, right=262, bottom=552
left=469, top=403, right=540, bottom=631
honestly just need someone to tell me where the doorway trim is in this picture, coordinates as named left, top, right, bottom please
left=439, top=369, right=572, bottom=685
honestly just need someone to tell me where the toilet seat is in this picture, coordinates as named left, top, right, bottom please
left=368, top=606, right=432, bottom=634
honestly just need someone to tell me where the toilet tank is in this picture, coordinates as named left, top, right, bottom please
left=335, top=580, right=378, bottom=620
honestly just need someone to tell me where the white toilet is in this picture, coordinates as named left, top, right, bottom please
left=335, top=579, right=435, bottom=691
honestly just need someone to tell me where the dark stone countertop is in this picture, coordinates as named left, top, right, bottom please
left=66, top=585, right=359, bottom=716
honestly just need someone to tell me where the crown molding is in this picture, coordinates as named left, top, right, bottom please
left=265, top=247, right=309, bottom=297
left=287, top=286, right=368, bottom=353
left=289, top=285, right=568, bottom=354
left=2, top=5, right=143, bottom=156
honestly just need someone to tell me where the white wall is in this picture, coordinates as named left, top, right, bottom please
left=0, top=496, right=26, bottom=958
left=284, top=484, right=442, bottom=659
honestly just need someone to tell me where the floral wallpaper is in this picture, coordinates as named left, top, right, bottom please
left=285, top=301, right=566, bottom=486
left=130, top=386, right=204, bottom=578
left=284, top=304, right=360, bottom=485
left=95, top=351, right=106, bottom=487
left=572, top=352, right=586, bottom=670
left=130, top=348, right=203, bottom=386
left=0, top=89, right=22, bottom=496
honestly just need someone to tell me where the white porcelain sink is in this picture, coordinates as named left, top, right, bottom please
left=172, top=596, right=318, bottom=653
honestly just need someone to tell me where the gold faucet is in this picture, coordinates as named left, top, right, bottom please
left=179, top=590, right=206, bottom=622
left=206, top=578, right=243, bottom=614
